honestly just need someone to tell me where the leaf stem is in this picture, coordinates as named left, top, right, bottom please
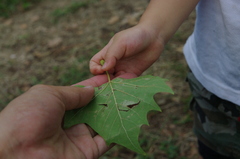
left=106, top=71, right=111, bottom=82
left=100, top=60, right=111, bottom=82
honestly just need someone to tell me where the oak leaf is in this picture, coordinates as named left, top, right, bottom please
left=64, top=75, right=173, bottom=154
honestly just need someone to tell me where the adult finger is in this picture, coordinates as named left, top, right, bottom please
left=22, top=85, right=95, bottom=111
left=93, top=135, right=114, bottom=156
left=52, top=85, right=95, bottom=110
left=65, top=124, right=112, bottom=158
left=115, top=72, right=138, bottom=79
left=73, top=75, right=109, bottom=87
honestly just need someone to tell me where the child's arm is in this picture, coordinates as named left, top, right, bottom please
left=90, top=0, right=199, bottom=76
left=139, top=0, right=199, bottom=43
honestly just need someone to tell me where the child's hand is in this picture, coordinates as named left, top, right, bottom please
left=90, top=25, right=165, bottom=77
left=90, top=0, right=198, bottom=77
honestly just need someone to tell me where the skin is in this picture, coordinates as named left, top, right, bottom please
left=0, top=74, right=136, bottom=159
left=90, top=0, right=199, bottom=77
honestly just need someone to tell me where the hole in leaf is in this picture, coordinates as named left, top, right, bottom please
left=99, top=104, right=108, bottom=107
left=127, top=101, right=140, bottom=109
left=119, top=101, right=140, bottom=112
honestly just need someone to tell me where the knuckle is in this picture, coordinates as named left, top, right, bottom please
left=28, top=84, right=53, bottom=93
left=30, top=84, right=49, bottom=89
left=28, top=84, right=63, bottom=103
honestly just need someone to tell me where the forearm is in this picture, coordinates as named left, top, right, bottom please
left=139, top=0, right=199, bottom=44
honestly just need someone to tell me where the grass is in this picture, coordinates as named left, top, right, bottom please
left=160, top=138, right=179, bottom=159
left=58, top=64, right=89, bottom=86
left=30, top=76, right=43, bottom=85
left=57, top=48, right=94, bottom=86
left=0, top=0, right=96, bottom=19
left=0, top=0, right=40, bottom=18
left=172, top=114, right=192, bottom=125
left=51, top=1, right=93, bottom=23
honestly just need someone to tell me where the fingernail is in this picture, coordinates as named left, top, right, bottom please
left=83, top=86, right=94, bottom=93
left=102, top=62, right=107, bottom=70
left=84, top=86, right=94, bottom=89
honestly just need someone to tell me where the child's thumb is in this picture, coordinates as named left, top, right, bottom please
left=101, top=56, right=116, bottom=71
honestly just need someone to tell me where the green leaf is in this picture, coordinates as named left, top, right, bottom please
left=64, top=75, right=173, bottom=154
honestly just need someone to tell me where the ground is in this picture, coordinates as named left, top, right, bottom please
left=0, top=0, right=201, bottom=158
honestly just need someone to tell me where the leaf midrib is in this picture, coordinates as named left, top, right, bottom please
left=108, top=77, right=140, bottom=151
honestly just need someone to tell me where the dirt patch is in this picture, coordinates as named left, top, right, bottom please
left=0, top=0, right=200, bottom=158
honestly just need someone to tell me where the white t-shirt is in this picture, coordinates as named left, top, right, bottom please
left=184, top=0, right=240, bottom=105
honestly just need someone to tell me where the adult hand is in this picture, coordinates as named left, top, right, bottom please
left=0, top=75, right=114, bottom=159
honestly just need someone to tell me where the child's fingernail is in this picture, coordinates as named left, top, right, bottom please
left=102, top=61, right=108, bottom=70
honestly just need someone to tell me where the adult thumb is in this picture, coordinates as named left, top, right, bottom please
left=54, top=85, right=95, bottom=111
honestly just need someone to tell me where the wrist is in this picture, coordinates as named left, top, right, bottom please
left=138, top=3, right=172, bottom=44
left=135, top=22, right=165, bottom=51
left=137, top=20, right=165, bottom=44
